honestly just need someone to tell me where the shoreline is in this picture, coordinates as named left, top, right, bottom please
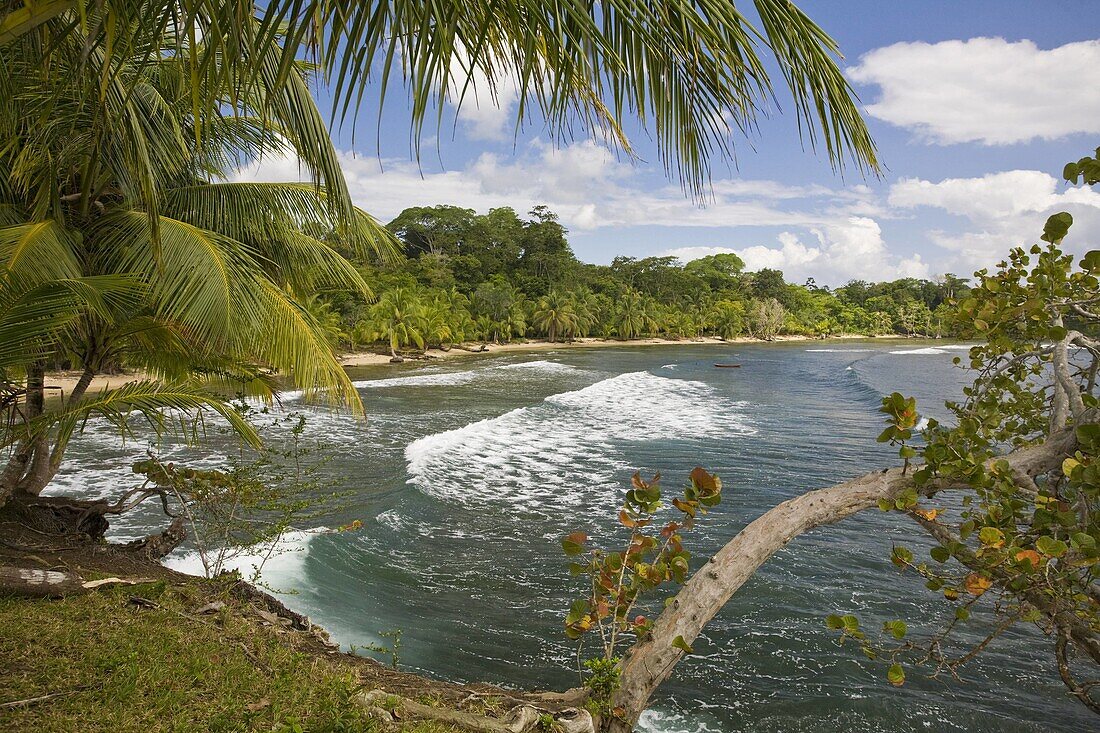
left=339, top=332, right=904, bottom=367
left=42, top=333, right=907, bottom=391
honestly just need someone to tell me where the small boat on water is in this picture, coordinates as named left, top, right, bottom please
left=714, top=363, right=741, bottom=368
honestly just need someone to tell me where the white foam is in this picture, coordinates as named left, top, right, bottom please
left=352, top=370, right=477, bottom=389
left=805, top=348, right=873, bottom=353
left=404, top=372, right=754, bottom=509
left=889, top=347, right=948, bottom=355
left=492, top=359, right=577, bottom=375
left=637, top=708, right=722, bottom=733
left=163, top=528, right=321, bottom=594
left=889, top=344, right=975, bottom=355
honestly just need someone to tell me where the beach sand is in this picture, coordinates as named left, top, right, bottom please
left=337, top=334, right=834, bottom=367
left=41, top=334, right=901, bottom=390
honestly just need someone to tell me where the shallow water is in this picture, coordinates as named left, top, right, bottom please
left=51, top=340, right=1091, bottom=732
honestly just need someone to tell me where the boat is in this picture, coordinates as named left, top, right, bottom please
left=713, top=363, right=741, bottom=368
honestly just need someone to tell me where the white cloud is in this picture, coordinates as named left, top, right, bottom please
left=888, top=169, right=1100, bottom=273
left=663, top=217, right=929, bottom=285
left=233, top=140, right=875, bottom=233
left=848, top=38, right=1100, bottom=145
left=448, top=55, right=521, bottom=142
left=889, top=170, right=1069, bottom=220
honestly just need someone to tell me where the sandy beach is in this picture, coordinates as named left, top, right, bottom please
left=41, top=334, right=901, bottom=391
left=337, top=334, right=834, bottom=367
left=42, top=370, right=155, bottom=397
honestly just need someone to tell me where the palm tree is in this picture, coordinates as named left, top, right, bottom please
left=0, top=20, right=395, bottom=505
left=301, top=294, right=349, bottom=349
left=708, top=301, right=747, bottom=341
left=571, top=288, right=602, bottom=338
left=613, top=290, right=660, bottom=340
left=417, top=299, right=456, bottom=351
left=356, top=288, right=425, bottom=358
left=532, top=290, right=579, bottom=343
left=2, top=2, right=878, bottom=201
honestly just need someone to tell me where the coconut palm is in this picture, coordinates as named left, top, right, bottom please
left=532, top=290, right=580, bottom=343
left=417, top=299, right=457, bottom=350
left=708, top=301, right=747, bottom=340
left=356, top=288, right=426, bottom=358
left=0, top=19, right=395, bottom=505
left=2, top=2, right=878, bottom=200
left=613, top=290, right=660, bottom=340
left=570, top=288, right=602, bottom=338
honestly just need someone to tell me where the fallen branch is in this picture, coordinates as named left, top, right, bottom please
left=0, top=566, right=154, bottom=598
left=0, top=687, right=88, bottom=709
left=356, top=689, right=594, bottom=733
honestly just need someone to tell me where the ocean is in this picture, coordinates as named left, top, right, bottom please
left=48, top=340, right=1090, bottom=732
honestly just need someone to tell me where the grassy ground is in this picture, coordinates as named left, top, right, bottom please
left=0, top=576, right=467, bottom=733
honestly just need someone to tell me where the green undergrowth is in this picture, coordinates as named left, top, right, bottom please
left=0, top=580, right=463, bottom=733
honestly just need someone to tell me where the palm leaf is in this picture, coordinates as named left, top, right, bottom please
left=24, top=378, right=263, bottom=455
left=0, top=221, right=83, bottom=285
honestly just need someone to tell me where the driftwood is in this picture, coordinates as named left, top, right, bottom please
left=357, top=689, right=594, bottom=733
left=0, top=566, right=154, bottom=598
left=602, top=428, right=1079, bottom=732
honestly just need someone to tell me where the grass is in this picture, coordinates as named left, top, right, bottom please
left=0, top=578, right=464, bottom=733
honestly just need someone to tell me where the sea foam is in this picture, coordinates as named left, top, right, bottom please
left=404, top=371, right=754, bottom=508
left=163, top=528, right=321, bottom=594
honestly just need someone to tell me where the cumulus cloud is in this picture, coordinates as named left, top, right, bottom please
left=232, top=140, right=874, bottom=233
left=447, top=55, right=521, bottom=142
left=889, top=169, right=1100, bottom=273
left=663, top=217, right=930, bottom=285
left=847, top=38, right=1100, bottom=145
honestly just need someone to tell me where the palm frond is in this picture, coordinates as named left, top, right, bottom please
left=0, top=275, right=137, bottom=371
left=92, top=210, right=262, bottom=345
left=0, top=221, right=83, bottom=285
left=27, top=378, right=263, bottom=455
left=3, top=1, right=878, bottom=197
left=254, top=279, right=361, bottom=410
left=161, top=181, right=398, bottom=267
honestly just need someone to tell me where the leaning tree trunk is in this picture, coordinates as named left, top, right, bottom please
left=1, top=365, right=97, bottom=507
left=606, top=428, right=1079, bottom=732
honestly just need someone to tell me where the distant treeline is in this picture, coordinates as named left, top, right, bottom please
left=318, top=205, right=973, bottom=354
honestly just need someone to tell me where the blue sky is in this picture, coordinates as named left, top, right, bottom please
left=238, top=1, right=1100, bottom=286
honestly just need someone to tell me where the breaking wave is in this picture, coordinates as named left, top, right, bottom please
left=404, top=371, right=754, bottom=509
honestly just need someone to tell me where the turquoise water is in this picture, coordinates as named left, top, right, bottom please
left=54, top=340, right=1090, bottom=731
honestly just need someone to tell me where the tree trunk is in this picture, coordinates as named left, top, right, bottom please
left=607, top=429, right=1078, bottom=732
left=0, top=363, right=48, bottom=507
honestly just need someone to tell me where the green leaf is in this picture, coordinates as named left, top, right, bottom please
left=1041, top=212, right=1073, bottom=244
left=930, top=546, right=950, bottom=563
left=825, top=614, right=845, bottom=630
left=887, top=663, right=905, bottom=686
left=1036, top=536, right=1069, bottom=558
left=1082, top=250, right=1100, bottom=273
left=672, top=635, right=694, bottom=654
left=884, top=620, right=907, bottom=640
left=978, top=527, right=1005, bottom=547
